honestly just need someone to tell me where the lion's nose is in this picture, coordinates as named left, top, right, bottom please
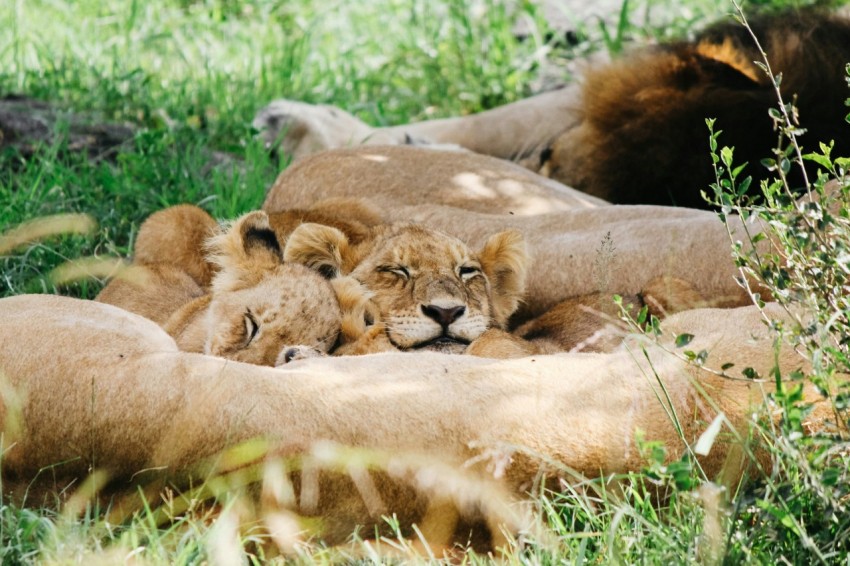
left=421, top=304, right=465, bottom=328
left=283, top=348, right=301, bottom=363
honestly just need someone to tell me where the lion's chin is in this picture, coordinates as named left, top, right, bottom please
left=409, top=336, right=469, bottom=355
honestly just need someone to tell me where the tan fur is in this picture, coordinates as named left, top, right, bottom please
left=284, top=221, right=528, bottom=353
left=98, top=206, right=346, bottom=366
left=468, top=276, right=709, bottom=358
left=267, top=197, right=385, bottom=245
left=5, top=10, right=849, bottom=552
left=265, top=146, right=760, bottom=323
left=254, top=86, right=583, bottom=168
left=0, top=294, right=841, bottom=546
left=94, top=263, right=206, bottom=326
left=95, top=205, right=218, bottom=324
left=263, top=145, right=606, bottom=216
left=329, top=276, right=381, bottom=350
left=132, top=203, right=219, bottom=287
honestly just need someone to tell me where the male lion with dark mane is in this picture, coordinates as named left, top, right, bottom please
left=255, top=8, right=850, bottom=208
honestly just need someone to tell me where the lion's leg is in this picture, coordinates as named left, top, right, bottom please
left=95, top=263, right=205, bottom=325
left=505, top=276, right=720, bottom=355
left=253, top=99, right=395, bottom=161
left=254, top=86, right=582, bottom=167
left=380, top=85, right=582, bottom=164
left=465, top=328, right=550, bottom=359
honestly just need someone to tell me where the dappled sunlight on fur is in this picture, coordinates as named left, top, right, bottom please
left=257, top=10, right=850, bottom=209
left=265, top=147, right=761, bottom=323
left=0, top=294, right=842, bottom=550
left=8, top=8, right=850, bottom=554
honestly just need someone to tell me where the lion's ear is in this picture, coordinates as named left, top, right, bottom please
left=478, top=230, right=528, bottom=327
left=284, top=223, right=351, bottom=279
left=208, top=211, right=283, bottom=292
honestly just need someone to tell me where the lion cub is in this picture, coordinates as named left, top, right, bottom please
left=278, top=204, right=705, bottom=359
left=283, top=221, right=528, bottom=355
left=97, top=205, right=361, bottom=366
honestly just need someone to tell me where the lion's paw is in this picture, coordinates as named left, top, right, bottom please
left=275, top=345, right=328, bottom=366
left=253, top=99, right=387, bottom=161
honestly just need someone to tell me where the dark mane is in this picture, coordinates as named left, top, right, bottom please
left=545, top=9, right=850, bottom=208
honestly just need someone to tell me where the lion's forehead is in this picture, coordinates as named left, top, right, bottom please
left=374, top=231, right=470, bottom=271
left=246, top=273, right=341, bottom=327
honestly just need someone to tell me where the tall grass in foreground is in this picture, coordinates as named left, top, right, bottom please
left=2, top=0, right=850, bottom=563
left=697, top=4, right=850, bottom=561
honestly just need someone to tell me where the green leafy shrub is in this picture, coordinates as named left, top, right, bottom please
left=697, top=6, right=850, bottom=560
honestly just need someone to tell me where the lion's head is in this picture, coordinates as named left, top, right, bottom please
left=283, top=222, right=527, bottom=354
left=199, top=211, right=345, bottom=365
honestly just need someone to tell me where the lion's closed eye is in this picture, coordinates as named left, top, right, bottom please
left=244, top=311, right=260, bottom=346
left=458, top=264, right=480, bottom=280
left=378, top=265, right=410, bottom=280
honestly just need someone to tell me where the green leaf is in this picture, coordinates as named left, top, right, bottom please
left=667, top=456, right=696, bottom=491
left=803, top=151, right=833, bottom=169
left=742, top=367, right=760, bottom=380
left=637, top=305, right=648, bottom=325
left=675, top=333, right=694, bottom=348
left=648, top=315, right=661, bottom=336
left=731, top=162, right=748, bottom=181
left=721, top=146, right=734, bottom=168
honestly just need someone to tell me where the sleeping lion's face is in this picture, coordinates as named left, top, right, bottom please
left=284, top=221, right=528, bottom=355
left=350, top=225, right=495, bottom=353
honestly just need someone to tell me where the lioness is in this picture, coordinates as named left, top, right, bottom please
left=254, top=9, right=850, bottom=208
left=0, top=294, right=841, bottom=548
left=97, top=206, right=354, bottom=366
left=264, top=145, right=758, bottom=323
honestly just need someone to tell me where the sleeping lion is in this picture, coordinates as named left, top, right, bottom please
left=96, top=205, right=369, bottom=365
left=4, top=7, right=849, bottom=554
left=254, top=8, right=850, bottom=208
left=1, top=148, right=843, bottom=551
left=96, top=200, right=538, bottom=361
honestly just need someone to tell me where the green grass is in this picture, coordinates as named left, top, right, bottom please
left=2, top=0, right=849, bottom=563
